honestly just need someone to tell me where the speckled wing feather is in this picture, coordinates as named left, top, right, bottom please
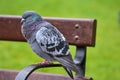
left=35, top=22, right=79, bottom=74
left=35, top=23, right=69, bottom=56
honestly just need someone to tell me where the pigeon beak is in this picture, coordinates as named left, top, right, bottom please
left=21, top=18, right=25, bottom=24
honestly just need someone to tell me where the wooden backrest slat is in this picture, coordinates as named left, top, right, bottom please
left=0, top=15, right=97, bottom=46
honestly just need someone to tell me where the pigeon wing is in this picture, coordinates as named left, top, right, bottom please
left=36, top=23, right=79, bottom=75
left=35, top=24, right=69, bottom=56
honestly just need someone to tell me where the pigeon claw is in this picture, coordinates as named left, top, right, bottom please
left=37, top=60, right=53, bottom=65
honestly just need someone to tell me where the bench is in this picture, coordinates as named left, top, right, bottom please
left=0, top=15, right=97, bottom=80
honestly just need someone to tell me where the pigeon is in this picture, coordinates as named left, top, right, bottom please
left=21, top=11, right=80, bottom=79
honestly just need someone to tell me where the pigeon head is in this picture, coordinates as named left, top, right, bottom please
left=21, top=11, right=43, bottom=40
left=21, top=11, right=42, bottom=25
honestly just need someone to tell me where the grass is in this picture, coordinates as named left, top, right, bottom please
left=0, top=0, right=120, bottom=80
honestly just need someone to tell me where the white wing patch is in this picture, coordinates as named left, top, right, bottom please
left=36, top=26, right=69, bottom=56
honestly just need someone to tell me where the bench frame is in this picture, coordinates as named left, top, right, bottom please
left=0, top=15, right=97, bottom=80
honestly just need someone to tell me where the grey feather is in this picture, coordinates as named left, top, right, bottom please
left=54, top=54, right=79, bottom=72
left=35, top=23, right=69, bottom=56
left=21, top=11, right=81, bottom=79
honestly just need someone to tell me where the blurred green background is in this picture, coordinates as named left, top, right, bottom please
left=0, top=0, right=120, bottom=80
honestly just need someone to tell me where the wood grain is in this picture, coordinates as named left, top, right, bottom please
left=0, top=15, right=97, bottom=46
left=0, top=69, right=92, bottom=80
